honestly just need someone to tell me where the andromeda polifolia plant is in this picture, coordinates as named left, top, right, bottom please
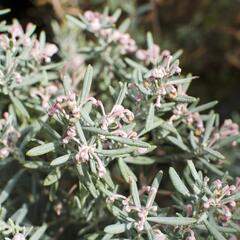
left=0, top=7, right=239, bottom=240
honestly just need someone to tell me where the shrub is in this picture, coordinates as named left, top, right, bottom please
left=0, top=8, right=239, bottom=240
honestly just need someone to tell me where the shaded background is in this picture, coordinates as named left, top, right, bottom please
left=1, top=0, right=240, bottom=118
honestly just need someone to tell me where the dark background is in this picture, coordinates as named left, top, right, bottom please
left=1, top=0, right=240, bottom=118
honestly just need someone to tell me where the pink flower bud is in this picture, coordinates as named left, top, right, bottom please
left=0, top=147, right=10, bottom=159
left=214, top=179, right=223, bottom=189
left=106, top=196, right=115, bottom=204
left=229, top=201, right=236, bottom=208
left=43, top=43, right=58, bottom=62
left=47, top=103, right=59, bottom=116
left=12, top=233, right=26, bottom=240
left=14, top=72, right=22, bottom=84
left=154, top=230, right=166, bottom=240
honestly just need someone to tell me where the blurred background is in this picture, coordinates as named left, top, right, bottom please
left=1, top=0, right=240, bottom=118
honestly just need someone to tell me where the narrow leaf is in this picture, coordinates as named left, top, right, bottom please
left=187, top=160, right=202, bottom=184
left=10, top=94, right=29, bottom=118
left=167, top=136, right=190, bottom=152
left=118, top=159, right=137, bottom=182
left=145, top=103, right=155, bottom=130
left=204, top=219, right=226, bottom=240
left=125, top=156, right=155, bottom=165
left=50, top=154, right=71, bottom=166
left=0, top=170, right=24, bottom=204
left=130, top=180, right=141, bottom=208
left=104, top=223, right=133, bottom=234
left=169, top=167, right=190, bottom=196
left=66, top=15, right=86, bottom=29
left=147, top=217, right=196, bottom=225
left=43, top=168, right=61, bottom=186
left=190, top=101, right=218, bottom=113
left=115, top=83, right=127, bottom=106
left=203, top=112, right=216, bottom=144
left=80, top=65, right=93, bottom=103
left=27, top=142, right=57, bottom=156
left=29, top=224, right=47, bottom=240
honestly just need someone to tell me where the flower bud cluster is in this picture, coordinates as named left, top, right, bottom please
left=106, top=185, right=158, bottom=232
left=136, top=44, right=160, bottom=65
left=142, top=54, right=182, bottom=107
left=210, top=119, right=239, bottom=147
left=202, top=178, right=239, bottom=223
left=30, top=82, right=59, bottom=109
left=0, top=112, right=19, bottom=160
left=83, top=11, right=137, bottom=54
left=74, top=144, right=106, bottom=177
left=100, top=104, right=135, bottom=130
left=0, top=21, right=58, bottom=63
left=48, top=93, right=80, bottom=120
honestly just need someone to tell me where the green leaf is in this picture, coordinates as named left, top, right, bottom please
left=66, top=15, right=86, bottom=29
left=145, top=171, right=163, bottom=208
left=20, top=72, right=58, bottom=87
left=118, top=159, right=137, bottom=182
left=125, top=58, right=148, bottom=72
left=168, top=76, right=197, bottom=85
left=147, top=32, right=154, bottom=48
left=112, top=9, right=122, bottom=22
left=115, top=83, right=127, bottom=106
left=80, top=65, right=93, bottom=103
left=203, top=219, right=226, bottom=240
left=23, top=161, right=44, bottom=169
left=169, top=167, right=190, bottom=196
left=50, top=154, right=71, bottom=166
left=63, top=74, right=72, bottom=94
left=130, top=180, right=141, bottom=208
left=76, top=165, right=99, bottom=198
left=174, top=95, right=197, bottom=103
left=190, top=101, right=218, bottom=113
left=95, top=147, right=137, bottom=156
left=76, top=121, right=87, bottom=144
left=172, top=49, right=183, bottom=61
left=29, top=224, right=47, bottom=240
left=140, top=118, right=178, bottom=137
left=204, top=147, right=225, bottom=160
left=118, top=18, right=130, bottom=32
left=0, top=9, right=10, bottom=15
left=145, top=103, right=155, bottom=130
left=10, top=94, right=29, bottom=118
left=11, top=205, right=27, bottom=224
left=200, top=158, right=226, bottom=177
left=124, top=156, right=155, bottom=165
left=187, top=160, right=202, bottom=184
left=0, top=170, right=24, bottom=204
left=83, top=126, right=113, bottom=136
left=43, top=168, right=61, bottom=186
left=203, top=111, right=215, bottom=144
left=167, top=136, right=190, bottom=152
left=145, top=221, right=154, bottom=240
left=80, top=108, right=95, bottom=126
left=102, top=170, right=115, bottom=189
left=151, top=170, right=163, bottom=190
left=39, top=120, right=61, bottom=140
left=139, top=119, right=162, bottom=136
left=104, top=223, right=133, bottom=234
left=107, top=135, right=150, bottom=148
left=147, top=217, right=196, bottom=225
left=27, top=142, right=57, bottom=156
left=39, top=31, right=46, bottom=49
left=40, top=62, right=64, bottom=71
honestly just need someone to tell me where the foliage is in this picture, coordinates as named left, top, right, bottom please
left=0, top=7, right=239, bottom=240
